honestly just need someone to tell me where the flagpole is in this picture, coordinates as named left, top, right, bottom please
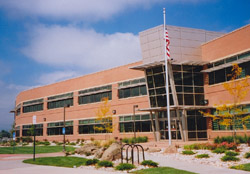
left=163, top=8, right=172, bottom=145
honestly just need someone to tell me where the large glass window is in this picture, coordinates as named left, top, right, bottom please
left=208, top=52, right=250, bottom=85
left=187, top=110, right=207, bottom=140
left=78, top=119, right=112, bottom=134
left=23, top=99, right=44, bottom=113
left=118, top=78, right=147, bottom=99
left=47, top=93, right=73, bottom=109
left=78, top=85, right=112, bottom=105
left=22, top=124, right=43, bottom=136
left=119, top=114, right=154, bottom=133
left=47, top=121, right=73, bottom=136
left=145, top=65, right=205, bottom=107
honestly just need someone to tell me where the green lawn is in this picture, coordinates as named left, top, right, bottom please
left=0, top=146, right=75, bottom=154
left=132, top=167, right=197, bottom=174
left=231, top=163, right=250, bottom=171
left=23, top=156, right=87, bottom=168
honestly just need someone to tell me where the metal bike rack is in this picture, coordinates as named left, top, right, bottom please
left=121, top=143, right=145, bottom=165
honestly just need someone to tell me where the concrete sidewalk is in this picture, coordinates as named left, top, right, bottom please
left=145, top=152, right=249, bottom=174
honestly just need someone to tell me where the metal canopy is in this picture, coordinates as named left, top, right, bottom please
left=202, top=57, right=250, bottom=73
left=137, top=105, right=212, bottom=112
left=130, top=60, right=208, bottom=70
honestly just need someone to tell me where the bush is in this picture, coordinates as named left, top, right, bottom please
left=217, top=142, right=237, bottom=150
left=244, top=152, right=250, bottom=158
left=141, top=160, right=158, bottom=167
left=121, top=136, right=148, bottom=144
left=214, top=135, right=250, bottom=144
left=225, top=151, right=239, bottom=156
left=182, top=150, right=195, bottom=155
left=85, top=159, right=99, bottom=166
left=115, top=163, right=136, bottom=171
left=56, top=142, right=63, bottom=146
left=221, top=155, right=240, bottom=162
left=22, top=137, right=33, bottom=143
left=195, top=154, right=210, bottom=158
left=97, top=160, right=113, bottom=167
left=212, top=148, right=226, bottom=154
left=69, top=142, right=76, bottom=146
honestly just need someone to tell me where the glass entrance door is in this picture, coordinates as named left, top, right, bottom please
left=159, top=120, right=181, bottom=140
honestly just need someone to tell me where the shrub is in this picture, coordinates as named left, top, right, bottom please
left=244, top=152, right=250, bottom=159
left=56, top=142, right=63, bottom=146
left=195, top=154, right=210, bottom=158
left=90, top=137, right=95, bottom=141
left=115, top=163, right=136, bottom=171
left=42, top=141, right=50, bottom=146
left=182, top=150, right=195, bottom=155
left=76, top=139, right=80, bottom=144
left=85, top=152, right=91, bottom=156
left=212, top=148, right=226, bottom=154
left=221, top=155, right=240, bottom=162
left=69, top=142, right=76, bottom=146
left=121, top=136, right=148, bottom=144
left=93, top=140, right=101, bottom=147
left=225, top=151, right=239, bottom=156
left=97, top=160, right=113, bottom=167
left=85, top=159, right=99, bottom=166
left=141, top=160, right=158, bottom=167
left=22, top=137, right=33, bottom=143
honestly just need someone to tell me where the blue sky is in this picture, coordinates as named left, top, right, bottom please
left=0, top=0, right=249, bottom=130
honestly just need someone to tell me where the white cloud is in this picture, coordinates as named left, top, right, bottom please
left=37, top=71, right=79, bottom=86
left=22, top=25, right=141, bottom=71
left=0, top=0, right=156, bottom=21
left=0, top=0, right=210, bottom=21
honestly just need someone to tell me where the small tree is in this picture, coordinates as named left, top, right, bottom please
left=94, top=97, right=113, bottom=139
left=202, top=63, right=250, bottom=142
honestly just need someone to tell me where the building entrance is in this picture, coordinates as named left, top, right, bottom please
left=159, top=119, right=181, bottom=140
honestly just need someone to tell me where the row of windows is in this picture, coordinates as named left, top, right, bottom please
left=23, top=103, right=43, bottom=113
left=78, top=91, right=112, bottom=105
left=118, top=85, right=147, bottom=99
left=47, top=98, right=73, bottom=109
left=209, top=61, right=250, bottom=85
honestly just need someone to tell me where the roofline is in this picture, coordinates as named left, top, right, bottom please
left=202, top=24, right=250, bottom=46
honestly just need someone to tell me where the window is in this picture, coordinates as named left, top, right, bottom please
left=78, top=85, right=112, bottom=105
left=119, top=114, right=154, bottom=133
left=118, top=78, right=147, bottom=99
left=208, top=52, right=250, bottom=85
left=23, top=99, right=44, bottom=113
left=47, top=93, right=73, bottom=109
left=22, top=124, right=43, bottom=136
left=146, top=64, right=205, bottom=107
left=15, top=126, right=20, bottom=137
left=47, top=121, right=73, bottom=136
left=78, top=119, right=112, bottom=134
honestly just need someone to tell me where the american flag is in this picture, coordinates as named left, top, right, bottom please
left=165, top=28, right=170, bottom=60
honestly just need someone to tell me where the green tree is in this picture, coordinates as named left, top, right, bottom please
left=202, top=63, right=250, bottom=142
left=0, top=130, right=11, bottom=138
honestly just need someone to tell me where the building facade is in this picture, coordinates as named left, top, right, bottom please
left=13, top=24, right=250, bottom=142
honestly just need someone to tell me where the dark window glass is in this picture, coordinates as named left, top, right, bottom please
left=141, top=121, right=151, bottom=132
left=184, top=94, right=194, bottom=105
left=23, top=103, right=43, bottom=113
left=209, top=72, right=215, bottom=85
left=187, top=116, right=196, bottom=130
left=177, top=94, right=183, bottom=105
left=183, top=73, right=193, bottom=85
left=193, top=73, right=203, bottom=86
left=175, top=86, right=182, bottom=92
left=150, top=97, right=156, bottom=107
left=152, top=66, right=163, bottom=74
left=154, top=74, right=165, bottom=87
left=184, top=87, right=193, bottom=93
left=215, top=69, right=226, bottom=84
left=183, top=65, right=193, bottom=72
left=172, top=65, right=181, bottom=71
left=173, top=72, right=182, bottom=85
left=193, top=66, right=203, bottom=72
left=196, top=116, right=207, bottom=130
left=131, top=87, right=139, bottom=97
left=149, top=89, right=155, bottom=96
left=147, top=76, right=154, bottom=89
left=195, top=87, right=204, bottom=93
left=48, top=98, right=73, bottom=109
left=146, top=68, right=153, bottom=75
left=156, top=87, right=166, bottom=95
left=157, top=95, right=166, bottom=107
left=195, top=94, right=204, bottom=106
left=140, top=85, right=147, bottom=95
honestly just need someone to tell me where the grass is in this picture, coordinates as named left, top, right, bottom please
left=23, top=156, right=87, bottom=168
left=182, top=150, right=196, bottom=155
left=0, top=146, right=75, bottom=154
left=132, top=167, right=197, bottom=174
left=195, top=154, right=210, bottom=158
left=231, top=163, right=250, bottom=171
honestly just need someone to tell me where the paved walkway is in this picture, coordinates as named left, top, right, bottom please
left=0, top=151, right=249, bottom=174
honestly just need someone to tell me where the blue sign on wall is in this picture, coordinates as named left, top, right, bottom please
left=13, top=132, right=16, bottom=140
left=62, top=127, right=65, bottom=135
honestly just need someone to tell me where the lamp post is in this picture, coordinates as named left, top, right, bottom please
left=63, top=104, right=70, bottom=152
left=133, top=105, right=138, bottom=142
